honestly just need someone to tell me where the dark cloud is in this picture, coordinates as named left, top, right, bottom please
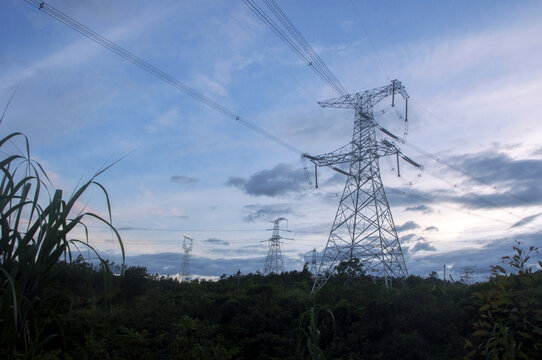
left=444, top=151, right=542, bottom=208
left=202, top=238, right=230, bottom=246
left=206, top=244, right=268, bottom=257
left=117, top=226, right=139, bottom=231
left=411, top=241, right=436, bottom=253
left=292, top=223, right=332, bottom=236
left=99, top=231, right=542, bottom=280
left=243, top=203, right=297, bottom=223
left=449, top=151, right=542, bottom=186
left=322, top=171, right=348, bottom=186
left=405, top=231, right=542, bottom=281
left=400, top=233, right=417, bottom=243
left=405, top=204, right=433, bottom=214
left=511, top=213, right=541, bottom=228
left=396, top=221, right=420, bottom=232
left=386, top=150, right=542, bottom=211
left=170, top=175, right=198, bottom=185
left=386, top=186, right=438, bottom=207
left=227, top=163, right=304, bottom=197
left=101, top=252, right=303, bottom=277
left=425, top=226, right=439, bottom=232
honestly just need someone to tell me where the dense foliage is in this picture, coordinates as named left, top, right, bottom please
left=2, top=133, right=541, bottom=358
left=15, top=250, right=540, bottom=360
left=0, top=133, right=123, bottom=358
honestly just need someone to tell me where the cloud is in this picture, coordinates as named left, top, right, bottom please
left=243, top=203, right=296, bottom=223
left=450, top=151, right=542, bottom=186
left=440, top=151, right=542, bottom=208
left=227, top=163, right=304, bottom=197
left=405, top=231, right=542, bottom=280
left=146, top=107, right=181, bottom=132
left=396, top=221, right=420, bottom=232
left=511, top=213, right=541, bottom=228
left=387, top=149, right=542, bottom=211
left=400, top=233, right=417, bottom=243
left=405, top=204, right=433, bottom=214
left=411, top=241, right=437, bottom=253
left=292, top=223, right=332, bottom=236
left=102, top=252, right=303, bottom=277
left=170, top=175, right=198, bottom=185
left=203, top=238, right=230, bottom=246
left=322, top=172, right=347, bottom=186
left=533, top=147, right=542, bottom=156
left=425, top=226, right=439, bottom=232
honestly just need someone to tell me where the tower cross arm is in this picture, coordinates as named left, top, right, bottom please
left=377, top=139, right=400, bottom=157
left=317, top=79, right=408, bottom=110
left=303, top=142, right=353, bottom=176
left=303, top=142, right=352, bottom=166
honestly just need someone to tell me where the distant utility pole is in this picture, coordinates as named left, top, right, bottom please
left=304, top=80, right=417, bottom=293
left=180, top=234, right=193, bottom=282
left=263, top=217, right=292, bottom=274
left=443, top=264, right=446, bottom=287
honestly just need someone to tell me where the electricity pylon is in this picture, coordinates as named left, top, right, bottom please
left=310, top=248, right=318, bottom=276
left=263, top=217, right=292, bottom=274
left=180, top=234, right=193, bottom=282
left=460, top=266, right=476, bottom=285
left=304, top=80, right=420, bottom=293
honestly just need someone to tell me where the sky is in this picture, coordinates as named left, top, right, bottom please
left=2, top=0, right=542, bottom=282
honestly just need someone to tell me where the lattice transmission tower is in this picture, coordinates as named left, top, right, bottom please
left=304, top=80, right=421, bottom=293
left=263, top=217, right=292, bottom=274
left=310, top=248, right=318, bottom=277
left=180, top=234, right=193, bottom=282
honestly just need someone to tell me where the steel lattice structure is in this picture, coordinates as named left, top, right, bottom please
left=180, top=234, right=193, bottom=282
left=263, top=217, right=291, bottom=274
left=310, top=248, right=318, bottom=277
left=305, top=80, right=418, bottom=293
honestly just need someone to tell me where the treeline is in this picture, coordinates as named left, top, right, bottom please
left=14, top=245, right=542, bottom=359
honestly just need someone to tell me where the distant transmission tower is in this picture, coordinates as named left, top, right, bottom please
left=263, top=217, right=292, bottom=274
left=310, top=248, right=318, bottom=276
left=460, top=266, right=476, bottom=285
left=180, top=234, right=193, bottom=282
left=305, top=80, right=421, bottom=292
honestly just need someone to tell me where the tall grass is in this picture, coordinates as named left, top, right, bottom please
left=0, top=132, right=124, bottom=357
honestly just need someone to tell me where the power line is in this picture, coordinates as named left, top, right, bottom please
left=87, top=225, right=270, bottom=232
left=24, top=0, right=302, bottom=155
left=388, top=187, right=519, bottom=228
left=0, top=82, right=20, bottom=127
left=243, top=0, right=347, bottom=96
left=26, top=1, right=537, bottom=231
left=349, top=0, right=390, bottom=82
left=344, top=1, right=536, bottom=210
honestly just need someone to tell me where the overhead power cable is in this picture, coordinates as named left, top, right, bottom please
left=0, top=82, right=20, bottom=127
left=348, top=0, right=390, bottom=82
left=25, top=0, right=302, bottom=155
left=26, top=1, right=535, bottom=221
left=243, top=0, right=347, bottom=96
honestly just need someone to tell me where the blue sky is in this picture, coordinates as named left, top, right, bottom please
left=2, top=0, right=542, bottom=281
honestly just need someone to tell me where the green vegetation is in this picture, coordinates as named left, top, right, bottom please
left=0, top=252, right=537, bottom=359
left=0, top=133, right=124, bottom=358
left=1, top=133, right=541, bottom=359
